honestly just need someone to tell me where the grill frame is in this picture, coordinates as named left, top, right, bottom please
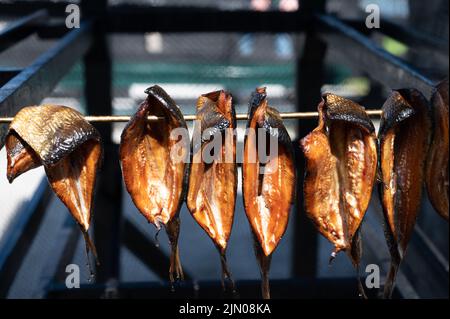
left=0, top=0, right=447, bottom=299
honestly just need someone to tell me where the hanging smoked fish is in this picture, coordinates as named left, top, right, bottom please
left=425, top=79, right=449, bottom=221
left=120, top=85, right=189, bottom=284
left=6, top=105, right=102, bottom=275
left=379, top=89, right=431, bottom=299
left=187, top=90, right=237, bottom=293
left=300, top=94, right=378, bottom=298
left=243, top=87, right=295, bottom=299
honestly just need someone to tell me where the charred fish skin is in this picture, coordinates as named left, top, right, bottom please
left=300, top=94, right=377, bottom=298
left=5, top=105, right=102, bottom=267
left=243, top=87, right=295, bottom=299
left=426, top=79, right=449, bottom=221
left=120, top=85, right=189, bottom=283
left=187, top=90, right=237, bottom=291
left=378, top=89, right=432, bottom=299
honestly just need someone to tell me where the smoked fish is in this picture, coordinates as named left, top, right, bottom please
left=425, top=80, right=449, bottom=221
left=120, top=85, right=189, bottom=284
left=243, top=87, right=295, bottom=299
left=300, top=94, right=378, bottom=297
left=187, top=90, right=237, bottom=292
left=379, top=89, right=431, bottom=299
left=6, top=105, right=102, bottom=273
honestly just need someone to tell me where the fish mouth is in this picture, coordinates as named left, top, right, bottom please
left=7, top=171, right=16, bottom=184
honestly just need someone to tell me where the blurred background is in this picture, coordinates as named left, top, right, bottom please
left=0, top=0, right=448, bottom=298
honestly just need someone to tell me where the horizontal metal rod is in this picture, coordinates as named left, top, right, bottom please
left=0, top=110, right=382, bottom=123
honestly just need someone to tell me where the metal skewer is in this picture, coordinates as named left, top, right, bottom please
left=0, top=110, right=382, bottom=123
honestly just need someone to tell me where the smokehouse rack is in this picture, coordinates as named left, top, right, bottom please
left=0, top=1, right=447, bottom=299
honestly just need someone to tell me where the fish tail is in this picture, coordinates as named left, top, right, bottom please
left=260, top=255, right=272, bottom=300
left=350, top=231, right=367, bottom=299
left=329, top=249, right=338, bottom=265
left=254, top=239, right=272, bottom=299
left=355, top=264, right=368, bottom=299
left=166, top=217, right=184, bottom=286
left=383, top=258, right=400, bottom=299
left=82, top=230, right=99, bottom=281
left=219, top=250, right=237, bottom=296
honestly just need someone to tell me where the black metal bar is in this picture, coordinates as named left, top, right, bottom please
left=45, top=278, right=378, bottom=299
left=0, top=1, right=69, bottom=16
left=82, top=0, right=121, bottom=284
left=316, top=14, right=437, bottom=98
left=0, top=21, right=93, bottom=149
left=379, top=20, right=448, bottom=53
left=123, top=219, right=192, bottom=282
left=34, top=11, right=309, bottom=34
left=107, top=6, right=309, bottom=33
left=400, top=226, right=449, bottom=298
left=36, top=20, right=70, bottom=39
left=339, top=19, right=448, bottom=53
left=0, top=9, right=48, bottom=54
left=0, top=180, right=52, bottom=298
left=0, top=2, right=310, bottom=33
left=0, top=68, right=22, bottom=87
left=292, top=0, right=327, bottom=278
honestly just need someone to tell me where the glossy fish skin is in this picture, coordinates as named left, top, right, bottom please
left=187, top=90, right=237, bottom=291
left=6, top=133, right=41, bottom=183
left=6, top=105, right=102, bottom=264
left=425, top=79, right=449, bottom=221
left=300, top=94, right=377, bottom=297
left=301, top=94, right=377, bottom=258
left=120, top=85, right=189, bottom=283
left=378, top=89, right=432, bottom=299
left=7, top=105, right=99, bottom=168
left=243, top=87, right=295, bottom=299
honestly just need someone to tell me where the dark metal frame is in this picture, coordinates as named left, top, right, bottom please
left=0, top=0, right=447, bottom=299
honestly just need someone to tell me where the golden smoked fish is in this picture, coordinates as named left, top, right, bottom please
left=300, top=94, right=378, bottom=297
left=243, top=88, right=295, bottom=299
left=379, top=89, right=431, bottom=299
left=120, top=85, right=189, bottom=284
left=425, top=80, right=449, bottom=221
left=187, top=90, right=237, bottom=292
left=6, top=105, right=102, bottom=273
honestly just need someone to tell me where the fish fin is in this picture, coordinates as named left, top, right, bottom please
left=166, top=217, right=184, bottom=285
